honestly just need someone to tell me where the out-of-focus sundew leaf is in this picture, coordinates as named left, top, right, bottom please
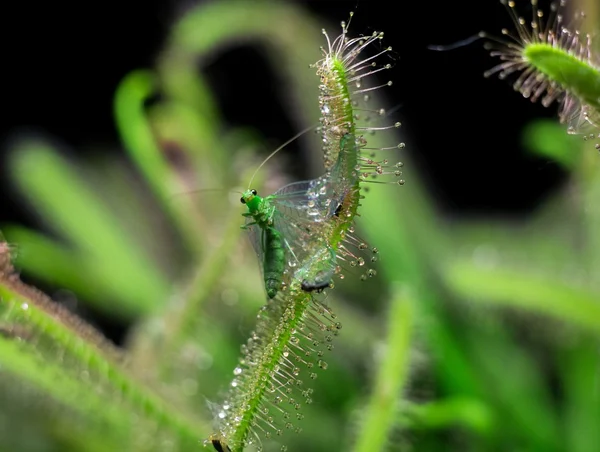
left=463, top=322, right=560, bottom=450
left=559, top=337, right=600, bottom=452
left=353, top=287, right=414, bottom=452
left=360, top=183, right=483, bottom=397
left=401, top=397, right=494, bottom=435
left=114, top=70, right=203, bottom=254
left=444, top=261, right=600, bottom=335
left=0, top=253, right=207, bottom=451
left=7, top=139, right=171, bottom=317
left=522, top=119, right=582, bottom=168
left=157, top=0, right=325, bottom=174
left=0, top=337, right=132, bottom=452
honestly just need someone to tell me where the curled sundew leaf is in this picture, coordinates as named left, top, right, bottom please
left=309, top=16, right=406, bottom=287
left=0, top=242, right=208, bottom=449
left=114, top=70, right=204, bottom=255
left=157, top=0, right=326, bottom=174
left=482, top=0, right=600, bottom=141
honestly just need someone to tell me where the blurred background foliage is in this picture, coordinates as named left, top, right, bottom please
left=1, top=0, right=600, bottom=451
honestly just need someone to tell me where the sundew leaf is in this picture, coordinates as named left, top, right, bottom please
left=524, top=43, right=600, bottom=113
left=156, top=4, right=407, bottom=449
left=114, top=69, right=234, bottom=257
left=358, top=180, right=484, bottom=398
left=482, top=0, right=600, bottom=139
left=0, top=338, right=132, bottom=451
left=209, top=283, right=343, bottom=452
left=0, top=243, right=207, bottom=450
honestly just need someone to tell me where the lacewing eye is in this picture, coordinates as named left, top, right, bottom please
left=240, top=197, right=246, bottom=204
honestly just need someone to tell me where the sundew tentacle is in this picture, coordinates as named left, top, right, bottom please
left=482, top=0, right=600, bottom=140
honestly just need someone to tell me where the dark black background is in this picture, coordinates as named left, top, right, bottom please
left=1, top=0, right=564, bottom=341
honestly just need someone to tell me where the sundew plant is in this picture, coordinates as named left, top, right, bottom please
left=2, top=1, right=600, bottom=451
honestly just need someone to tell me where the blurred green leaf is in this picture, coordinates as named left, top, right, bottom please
left=559, top=337, right=600, bottom=452
left=522, top=119, right=582, bottom=168
left=402, top=397, right=494, bottom=435
left=444, top=261, right=600, bottom=335
left=353, top=286, right=415, bottom=452
left=0, top=264, right=205, bottom=451
left=6, top=139, right=171, bottom=318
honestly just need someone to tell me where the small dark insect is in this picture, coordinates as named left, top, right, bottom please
left=209, top=436, right=231, bottom=452
left=301, top=279, right=331, bottom=293
left=334, top=203, right=343, bottom=217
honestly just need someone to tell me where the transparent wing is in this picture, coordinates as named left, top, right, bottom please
left=270, top=178, right=344, bottom=223
left=243, top=217, right=267, bottom=271
left=271, top=203, right=337, bottom=289
left=270, top=176, right=352, bottom=289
